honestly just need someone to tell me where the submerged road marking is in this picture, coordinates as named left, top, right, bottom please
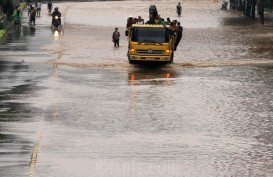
left=28, top=130, right=42, bottom=177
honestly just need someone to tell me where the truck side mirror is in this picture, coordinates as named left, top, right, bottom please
left=125, top=30, right=128, bottom=36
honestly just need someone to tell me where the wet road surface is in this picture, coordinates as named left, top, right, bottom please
left=1, top=0, right=273, bottom=177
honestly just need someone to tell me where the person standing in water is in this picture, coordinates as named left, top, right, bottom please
left=112, top=27, right=120, bottom=48
left=176, top=2, right=182, bottom=17
left=36, top=1, right=41, bottom=16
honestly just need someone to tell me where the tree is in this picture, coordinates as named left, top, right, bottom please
left=259, top=0, right=273, bottom=9
left=0, top=0, right=13, bottom=19
left=0, top=0, right=7, bottom=13
left=0, top=0, right=8, bottom=6
left=251, top=0, right=256, bottom=19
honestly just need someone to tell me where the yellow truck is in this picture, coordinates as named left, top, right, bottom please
left=126, top=24, right=176, bottom=64
left=125, top=5, right=176, bottom=64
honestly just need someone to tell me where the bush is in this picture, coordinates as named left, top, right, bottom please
left=18, top=2, right=26, bottom=11
left=0, top=29, right=6, bottom=39
left=0, top=15, right=6, bottom=28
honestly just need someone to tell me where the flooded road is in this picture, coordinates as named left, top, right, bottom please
left=1, top=0, right=273, bottom=176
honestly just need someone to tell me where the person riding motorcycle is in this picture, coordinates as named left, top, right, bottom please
left=51, top=7, right=61, bottom=25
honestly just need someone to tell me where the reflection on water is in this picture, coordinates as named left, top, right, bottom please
left=128, top=66, right=178, bottom=84
left=129, top=72, right=173, bottom=80
left=29, top=26, right=35, bottom=36
left=127, top=66, right=177, bottom=132
left=53, top=30, right=63, bottom=40
left=125, top=65, right=273, bottom=177
left=54, top=30, right=59, bottom=40
left=0, top=61, right=47, bottom=177
left=21, top=26, right=36, bottom=36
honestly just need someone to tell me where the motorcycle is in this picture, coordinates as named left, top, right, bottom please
left=51, top=15, right=62, bottom=31
left=221, top=1, right=228, bottom=10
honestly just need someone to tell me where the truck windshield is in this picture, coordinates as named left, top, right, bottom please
left=131, top=27, right=170, bottom=43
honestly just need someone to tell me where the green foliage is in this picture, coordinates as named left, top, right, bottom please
left=262, top=0, right=273, bottom=9
left=0, top=29, right=6, bottom=39
left=266, top=0, right=273, bottom=9
left=18, top=2, right=26, bottom=11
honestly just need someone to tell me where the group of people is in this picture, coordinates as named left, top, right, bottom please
left=170, top=20, right=183, bottom=51
left=113, top=2, right=184, bottom=50
left=126, top=16, right=145, bottom=28
left=26, top=0, right=61, bottom=26
left=126, top=15, right=166, bottom=26
left=125, top=16, right=183, bottom=50
left=26, top=1, right=42, bottom=25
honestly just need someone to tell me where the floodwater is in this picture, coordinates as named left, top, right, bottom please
left=1, top=0, right=273, bottom=177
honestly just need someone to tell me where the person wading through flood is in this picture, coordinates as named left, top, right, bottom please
left=176, top=2, right=182, bottom=17
left=29, top=5, right=36, bottom=25
left=112, top=27, right=120, bottom=48
left=36, top=1, right=41, bottom=16
left=47, top=0, right=53, bottom=14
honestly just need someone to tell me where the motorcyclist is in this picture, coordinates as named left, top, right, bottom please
left=51, top=7, right=61, bottom=25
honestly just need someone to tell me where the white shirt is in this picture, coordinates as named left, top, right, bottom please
left=37, top=2, right=42, bottom=9
left=136, top=20, right=144, bottom=24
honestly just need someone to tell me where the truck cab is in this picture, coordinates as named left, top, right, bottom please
left=126, top=24, right=175, bottom=64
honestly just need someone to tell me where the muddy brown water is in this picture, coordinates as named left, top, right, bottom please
left=1, top=0, right=273, bottom=177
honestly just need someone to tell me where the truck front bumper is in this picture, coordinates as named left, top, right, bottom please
left=128, top=55, right=172, bottom=62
